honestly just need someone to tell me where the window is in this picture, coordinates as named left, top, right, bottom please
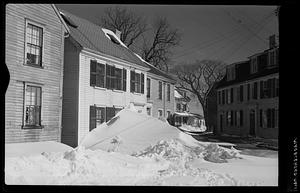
left=240, top=110, right=243, bottom=126
left=230, top=111, right=234, bottom=126
left=227, top=66, right=236, bottom=81
left=90, top=106, right=124, bottom=131
left=218, top=91, right=221, bottom=105
left=252, top=82, right=258, bottom=99
left=250, top=57, right=258, bottom=73
left=247, top=84, right=250, bottom=100
left=260, top=81, right=264, bottom=99
left=167, top=84, right=171, bottom=102
left=130, top=71, right=144, bottom=93
left=222, top=90, right=225, bottom=105
left=260, top=109, right=263, bottom=127
left=90, top=61, right=126, bottom=91
left=268, top=49, right=278, bottom=67
left=24, top=85, right=42, bottom=127
left=106, top=65, right=115, bottom=89
left=182, top=104, right=187, bottom=111
left=234, top=111, right=237, bottom=126
left=166, top=111, right=171, bottom=118
left=114, top=68, right=122, bottom=90
left=158, top=81, right=162, bottom=100
left=266, top=109, right=276, bottom=128
left=176, top=103, right=181, bottom=111
left=231, top=88, right=234, bottom=103
left=147, top=107, right=152, bottom=116
left=240, top=85, right=243, bottom=102
left=147, top=78, right=151, bottom=98
left=25, top=22, right=43, bottom=67
left=158, top=109, right=163, bottom=117
left=226, top=89, right=229, bottom=104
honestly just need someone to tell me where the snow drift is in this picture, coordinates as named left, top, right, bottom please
left=80, top=108, right=180, bottom=155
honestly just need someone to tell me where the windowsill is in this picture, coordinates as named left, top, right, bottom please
left=132, top=92, right=142, bottom=95
left=22, top=125, right=44, bottom=129
left=112, top=89, right=124, bottom=93
left=24, top=63, right=44, bottom=69
left=93, top=86, right=106, bottom=90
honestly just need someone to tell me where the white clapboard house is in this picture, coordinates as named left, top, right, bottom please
left=59, top=10, right=150, bottom=147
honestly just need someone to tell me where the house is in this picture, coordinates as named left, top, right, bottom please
left=215, top=35, right=279, bottom=139
left=5, top=4, right=69, bottom=143
left=174, top=87, right=190, bottom=113
left=144, top=63, right=176, bottom=119
left=59, top=10, right=150, bottom=147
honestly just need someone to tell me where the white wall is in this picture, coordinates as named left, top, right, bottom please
left=77, top=52, right=147, bottom=143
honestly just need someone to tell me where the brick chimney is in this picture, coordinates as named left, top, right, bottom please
left=115, top=29, right=121, bottom=40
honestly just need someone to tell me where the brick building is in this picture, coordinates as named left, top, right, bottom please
left=215, top=35, right=279, bottom=139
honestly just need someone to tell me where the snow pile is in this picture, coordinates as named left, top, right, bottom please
left=5, top=146, right=169, bottom=185
left=202, top=143, right=241, bottom=163
left=80, top=108, right=180, bottom=155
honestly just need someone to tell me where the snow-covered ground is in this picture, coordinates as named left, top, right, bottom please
left=5, top=108, right=278, bottom=186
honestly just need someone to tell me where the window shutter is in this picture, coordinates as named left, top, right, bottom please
left=231, top=88, right=233, bottom=103
left=90, top=60, right=97, bottom=87
left=122, top=68, right=127, bottom=91
left=240, top=110, right=243, bottom=126
left=240, top=85, right=243, bottom=102
left=130, top=71, right=135, bottom=92
left=260, top=81, right=264, bottom=99
left=89, top=106, right=96, bottom=131
left=111, top=66, right=115, bottom=89
left=141, top=73, right=144, bottom=94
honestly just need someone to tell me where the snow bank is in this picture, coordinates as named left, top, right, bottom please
left=80, top=108, right=180, bottom=155
left=5, top=146, right=169, bottom=185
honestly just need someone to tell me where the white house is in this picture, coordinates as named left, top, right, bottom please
left=59, top=10, right=150, bottom=147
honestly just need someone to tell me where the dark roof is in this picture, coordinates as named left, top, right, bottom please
left=59, top=9, right=148, bottom=69
left=216, top=65, right=279, bottom=89
left=145, top=63, right=176, bottom=83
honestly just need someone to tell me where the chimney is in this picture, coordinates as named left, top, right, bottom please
left=115, top=29, right=121, bottom=40
left=269, top=34, right=277, bottom=49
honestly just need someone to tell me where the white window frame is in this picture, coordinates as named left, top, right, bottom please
left=23, top=82, right=43, bottom=128
left=24, top=19, right=45, bottom=67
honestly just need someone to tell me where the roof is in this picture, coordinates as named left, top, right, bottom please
left=58, top=9, right=148, bottom=69
left=133, top=53, right=176, bottom=83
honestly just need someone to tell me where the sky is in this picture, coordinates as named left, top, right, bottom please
left=56, top=4, right=279, bottom=66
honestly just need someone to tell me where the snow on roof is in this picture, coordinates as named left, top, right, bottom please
left=101, top=28, right=128, bottom=48
left=174, top=89, right=183, bottom=99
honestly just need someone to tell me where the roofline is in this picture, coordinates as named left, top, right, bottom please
left=147, top=72, right=177, bottom=84
left=216, top=71, right=279, bottom=90
left=82, top=48, right=150, bottom=71
left=52, top=4, right=70, bottom=34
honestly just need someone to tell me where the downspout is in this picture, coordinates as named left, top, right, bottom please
left=163, top=82, right=166, bottom=117
left=58, top=28, right=69, bottom=142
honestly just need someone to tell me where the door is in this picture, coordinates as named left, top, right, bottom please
left=249, top=109, right=256, bottom=136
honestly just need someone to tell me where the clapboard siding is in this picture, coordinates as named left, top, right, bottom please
left=147, top=75, right=175, bottom=118
left=5, top=4, right=65, bottom=143
left=61, top=38, right=80, bottom=148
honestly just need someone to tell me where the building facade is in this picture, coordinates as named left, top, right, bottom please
left=5, top=4, right=69, bottom=143
left=60, top=10, right=150, bottom=147
left=216, top=38, right=279, bottom=139
left=145, top=65, right=176, bottom=119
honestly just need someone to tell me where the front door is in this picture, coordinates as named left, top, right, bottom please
left=249, top=109, right=256, bottom=136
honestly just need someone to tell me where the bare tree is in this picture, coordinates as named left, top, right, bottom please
left=142, top=17, right=181, bottom=72
left=100, top=6, right=147, bottom=47
left=171, top=59, right=226, bottom=120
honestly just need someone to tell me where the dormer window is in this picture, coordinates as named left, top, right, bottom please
left=250, top=57, right=258, bottom=74
left=268, top=48, right=278, bottom=68
left=226, top=65, right=236, bottom=81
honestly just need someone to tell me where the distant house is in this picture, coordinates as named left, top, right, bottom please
left=59, top=10, right=150, bottom=147
left=174, top=87, right=190, bottom=113
left=5, top=4, right=69, bottom=143
left=215, top=35, right=279, bottom=139
left=144, top=63, right=176, bottom=119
